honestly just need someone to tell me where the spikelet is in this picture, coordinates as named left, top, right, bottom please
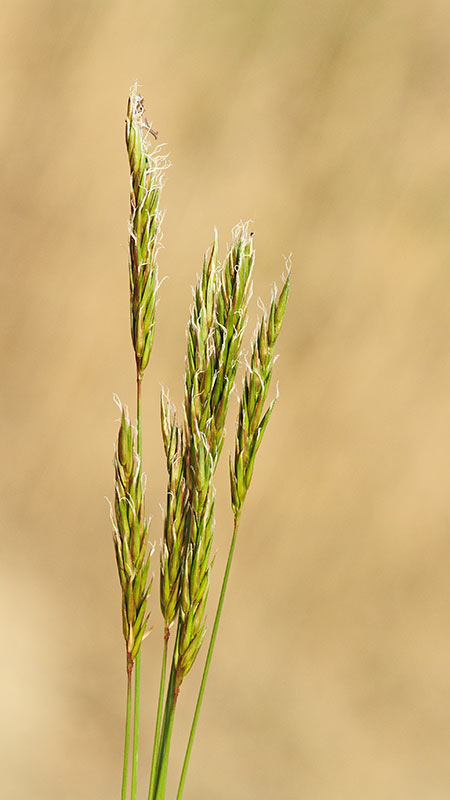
left=160, top=392, right=188, bottom=630
left=211, top=222, right=254, bottom=460
left=112, top=401, right=153, bottom=672
left=183, top=231, right=219, bottom=449
left=126, top=83, right=169, bottom=379
left=183, top=223, right=254, bottom=461
left=230, top=267, right=290, bottom=516
left=174, top=426, right=214, bottom=684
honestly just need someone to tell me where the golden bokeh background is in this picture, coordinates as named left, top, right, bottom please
left=1, top=1, right=449, bottom=798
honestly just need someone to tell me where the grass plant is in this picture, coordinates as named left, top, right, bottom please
left=111, top=83, right=290, bottom=800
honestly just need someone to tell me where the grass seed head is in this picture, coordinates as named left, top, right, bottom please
left=160, top=392, right=188, bottom=629
left=126, top=83, right=169, bottom=379
left=112, top=399, right=153, bottom=668
left=230, top=269, right=290, bottom=516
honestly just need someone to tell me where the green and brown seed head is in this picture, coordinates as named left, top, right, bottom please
left=126, top=83, right=169, bottom=379
left=183, top=223, right=254, bottom=462
left=184, top=232, right=219, bottom=446
left=175, top=430, right=215, bottom=687
left=113, top=400, right=153, bottom=669
left=211, top=222, right=254, bottom=460
left=230, top=267, right=290, bottom=516
left=160, top=392, right=188, bottom=630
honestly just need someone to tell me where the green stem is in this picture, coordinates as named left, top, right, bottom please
left=151, top=632, right=180, bottom=800
left=153, top=675, right=179, bottom=800
left=130, top=372, right=143, bottom=800
left=121, top=669, right=133, bottom=800
left=136, top=373, right=143, bottom=458
left=131, top=651, right=141, bottom=800
left=148, top=630, right=169, bottom=800
left=176, top=513, right=241, bottom=799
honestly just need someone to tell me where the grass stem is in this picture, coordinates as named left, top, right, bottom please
left=130, top=373, right=143, bottom=800
left=131, top=651, right=141, bottom=799
left=153, top=675, right=178, bottom=800
left=148, top=630, right=169, bottom=799
left=151, top=633, right=180, bottom=800
left=176, top=514, right=241, bottom=799
left=121, top=670, right=133, bottom=800
left=136, top=374, right=143, bottom=458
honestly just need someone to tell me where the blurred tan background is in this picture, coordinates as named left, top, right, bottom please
left=1, top=1, right=449, bottom=798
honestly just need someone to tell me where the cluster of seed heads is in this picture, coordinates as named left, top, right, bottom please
left=163, top=224, right=256, bottom=689
left=158, top=224, right=290, bottom=691
left=113, top=84, right=290, bottom=693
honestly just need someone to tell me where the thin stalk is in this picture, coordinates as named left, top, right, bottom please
left=130, top=373, right=143, bottom=800
left=151, top=625, right=180, bottom=800
left=148, top=630, right=169, bottom=800
left=121, top=670, right=133, bottom=800
left=130, top=651, right=142, bottom=799
left=176, top=513, right=241, bottom=799
left=153, top=675, right=179, bottom=800
left=136, top=374, right=143, bottom=458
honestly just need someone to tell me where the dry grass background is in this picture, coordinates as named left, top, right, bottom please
left=1, top=1, right=450, bottom=798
